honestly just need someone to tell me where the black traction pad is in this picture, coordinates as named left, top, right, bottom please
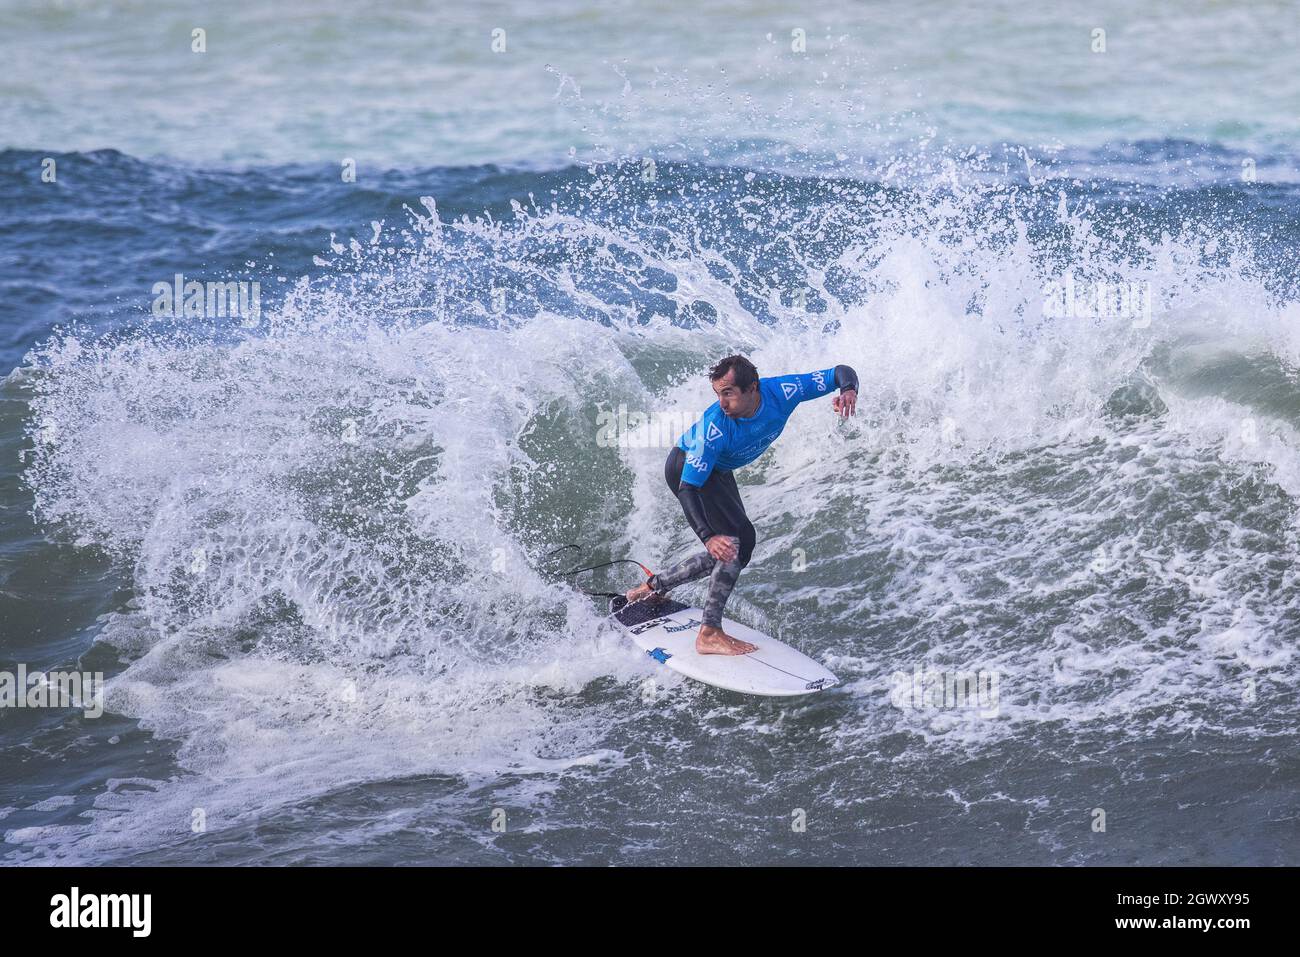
left=610, top=596, right=690, bottom=627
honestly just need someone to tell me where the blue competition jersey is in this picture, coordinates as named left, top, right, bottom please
left=675, top=368, right=836, bottom=486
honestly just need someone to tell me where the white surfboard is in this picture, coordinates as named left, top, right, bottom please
left=609, top=596, right=839, bottom=696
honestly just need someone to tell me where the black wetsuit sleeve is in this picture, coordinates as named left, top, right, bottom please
left=834, top=364, right=859, bottom=394
left=676, top=484, right=717, bottom=543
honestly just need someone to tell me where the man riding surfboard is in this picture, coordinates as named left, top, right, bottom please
left=625, top=354, right=858, bottom=655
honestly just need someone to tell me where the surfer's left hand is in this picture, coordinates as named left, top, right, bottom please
left=833, top=388, right=856, bottom=418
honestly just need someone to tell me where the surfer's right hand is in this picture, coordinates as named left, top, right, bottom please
left=706, top=535, right=739, bottom=563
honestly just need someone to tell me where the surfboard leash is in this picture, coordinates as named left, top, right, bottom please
left=544, top=545, right=657, bottom=601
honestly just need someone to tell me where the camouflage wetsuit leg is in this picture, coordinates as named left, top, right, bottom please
left=647, top=447, right=756, bottom=629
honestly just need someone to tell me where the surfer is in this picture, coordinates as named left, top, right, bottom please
left=625, top=354, right=858, bottom=655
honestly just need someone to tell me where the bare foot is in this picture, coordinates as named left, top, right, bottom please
left=696, top=624, right=757, bottom=656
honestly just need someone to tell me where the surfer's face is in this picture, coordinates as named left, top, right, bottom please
left=712, top=369, right=760, bottom=418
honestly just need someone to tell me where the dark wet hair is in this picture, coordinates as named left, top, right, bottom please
left=708, top=354, right=759, bottom=392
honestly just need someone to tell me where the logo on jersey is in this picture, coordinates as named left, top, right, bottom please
left=686, top=452, right=710, bottom=473
left=706, top=421, right=723, bottom=443
left=782, top=382, right=799, bottom=400
left=811, top=370, right=827, bottom=392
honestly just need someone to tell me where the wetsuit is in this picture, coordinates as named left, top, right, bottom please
left=648, top=364, right=858, bottom=628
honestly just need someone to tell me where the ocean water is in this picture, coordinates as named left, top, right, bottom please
left=1, top=0, right=1298, bottom=865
